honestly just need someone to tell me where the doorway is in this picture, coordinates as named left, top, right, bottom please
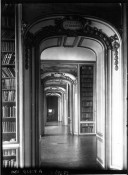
left=23, top=15, right=125, bottom=170
left=40, top=55, right=101, bottom=169
left=38, top=42, right=106, bottom=169
left=45, top=96, right=64, bottom=135
left=46, top=96, right=58, bottom=122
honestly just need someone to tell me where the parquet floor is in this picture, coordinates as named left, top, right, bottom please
left=40, top=122, right=102, bottom=171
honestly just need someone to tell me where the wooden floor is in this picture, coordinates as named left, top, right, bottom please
left=40, top=122, right=102, bottom=171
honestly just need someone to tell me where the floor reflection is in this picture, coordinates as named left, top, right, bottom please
left=41, top=121, right=102, bottom=170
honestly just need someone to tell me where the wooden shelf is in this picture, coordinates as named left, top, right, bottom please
left=1, top=51, right=15, bottom=53
left=2, top=117, right=16, bottom=119
left=2, top=64, right=15, bottom=67
left=3, top=132, right=16, bottom=134
left=80, top=65, right=95, bottom=133
left=2, top=101, right=15, bottom=103
left=2, top=89, right=16, bottom=91
left=2, top=39, right=15, bottom=41
left=2, top=77, right=15, bottom=79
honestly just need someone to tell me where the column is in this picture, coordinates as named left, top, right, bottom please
left=122, top=3, right=127, bottom=169
left=73, top=83, right=79, bottom=135
left=58, top=97, right=61, bottom=122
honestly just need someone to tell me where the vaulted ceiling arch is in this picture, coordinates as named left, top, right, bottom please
left=46, top=93, right=61, bottom=98
left=44, top=86, right=66, bottom=92
left=41, top=72, right=77, bottom=85
left=24, top=14, right=121, bottom=51
left=45, top=89, right=65, bottom=95
left=24, top=14, right=121, bottom=72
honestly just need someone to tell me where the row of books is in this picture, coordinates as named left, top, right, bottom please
left=81, top=113, right=93, bottom=119
left=81, top=107, right=93, bottom=112
left=2, top=106, right=16, bottom=118
left=81, top=83, right=93, bottom=87
left=1, top=41, right=15, bottom=52
left=2, top=91, right=16, bottom=102
left=81, top=74, right=93, bottom=78
left=2, top=79, right=15, bottom=89
left=2, top=16, right=15, bottom=29
left=3, top=149, right=16, bottom=156
left=2, top=67, right=15, bottom=78
left=81, top=70, right=93, bottom=74
left=3, top=159, right=17, bottom=168
left=81, top=66, right=93, bottom=71
left=82, top=92, right=93, bottom=97
left=82, top=101, right=93, bottom=106
left=81, top=78, right=93, bottom=82
left=2, top=53, right=15, bottom=64
left=2, top=121, right=16, bottom=133
left=82, top=97, right=93, bottom=101
left=81, top=88, right=93, bottom=92
left=81, top=126, right=94, bottom=133
left=2, top=30, right=15, bottom=40
left=81, top=65, right=93, bottom=70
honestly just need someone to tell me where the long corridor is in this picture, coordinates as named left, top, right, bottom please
left=40, top=122, right=102, bottom=170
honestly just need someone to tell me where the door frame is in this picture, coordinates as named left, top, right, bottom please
left=22, top=14, right=126, bottom=170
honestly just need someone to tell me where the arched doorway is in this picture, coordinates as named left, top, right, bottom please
left=23, top=15, right=125, bottom=170
left=41, top=69, right=77, bottom=136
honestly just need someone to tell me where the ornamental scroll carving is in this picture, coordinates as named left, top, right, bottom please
left=25, top=16, right=120, bottom=71
left=55, top=17, right=112, bottom=49
left=34, top=16, right=114, bottom=50
left=110, top=34, right=120, bottom=71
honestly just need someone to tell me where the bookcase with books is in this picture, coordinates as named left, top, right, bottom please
left=80, top=65, right=95, bottom=134
left=1, top=4, right=19, bottom=168
left=3, top=148, right=18, bottom=168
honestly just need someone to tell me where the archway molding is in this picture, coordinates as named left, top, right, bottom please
left=23, top=14, right=124, bottom=170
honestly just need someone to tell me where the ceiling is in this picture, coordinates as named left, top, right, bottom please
left=21, top=2, right=122, bottom=97
left=41, top=63, right=78, bottom=77
left=22, top=3, right=122, bottom=30
left=41, top=62, right=77, bottom=95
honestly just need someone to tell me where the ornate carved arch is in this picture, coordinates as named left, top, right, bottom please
left=41, top=72, right=77, bottom=84
left=23, top=15, right=121, bottom=71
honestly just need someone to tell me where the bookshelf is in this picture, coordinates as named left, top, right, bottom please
left=80, top=65, right=95, bottom=134
left=1, top=4, right=19, bottom=168
left=3, top=148, right=18, bottom=168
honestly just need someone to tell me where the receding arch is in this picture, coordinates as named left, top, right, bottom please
left=23, top=14, right=124, bottom=170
